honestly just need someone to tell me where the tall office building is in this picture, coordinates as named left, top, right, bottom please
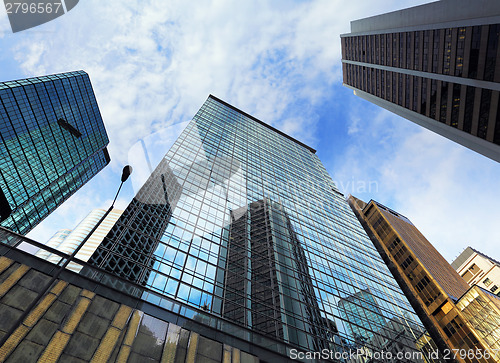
left=348, top=196, right=500, bottom=362
left=34, top=228, right=72, bottom=260
left=85, top=95, right=434, bottom=360
left=452, top=247, right=500, bottom=295
left=36, top=208, right=123, bottom=272
left=0, top=71, right=110, bottom=235
left=341, top=0, right=500, bottom=162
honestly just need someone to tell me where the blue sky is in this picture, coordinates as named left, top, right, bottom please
left=1, top=0, right=499, bottom=262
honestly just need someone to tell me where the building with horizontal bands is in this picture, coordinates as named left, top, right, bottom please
left=341, top=0, right=500, bottom=162
left=36, top=208, right=123, bottom=272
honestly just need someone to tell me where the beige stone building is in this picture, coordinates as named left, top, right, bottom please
left=452, top=247, right=500, bottom=296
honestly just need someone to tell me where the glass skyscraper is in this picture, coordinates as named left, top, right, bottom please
left=0, top=71, right=110, bottom=235
left=87, top=95, right=432, bottom=360
left=36, top=208, right=123, bottom=272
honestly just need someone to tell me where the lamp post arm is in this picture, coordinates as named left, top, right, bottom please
left=0, top=165, right=133, bottom=349
left=111, top=181, right=123, bottom=208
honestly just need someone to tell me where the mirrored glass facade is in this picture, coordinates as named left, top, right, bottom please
left=0, top=71, right=110, bottom=235
left=88, top=95, right=430, bottom=359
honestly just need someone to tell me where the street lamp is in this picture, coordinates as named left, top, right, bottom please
left=112, top=165, right=133, bottom=207
left=0, top=165, right=133, bottom=348
left=71, top=165, right=133, bottom=259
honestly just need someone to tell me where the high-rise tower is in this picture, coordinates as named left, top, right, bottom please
left=348, top=196, right=500, bottom=362
left=0, top=71, right=110, bottom=234
left=86, top=95, right=433, bottom=360
left=341, top=0, right=500, bottom=162
left=36, top=208, right=123, bottom=272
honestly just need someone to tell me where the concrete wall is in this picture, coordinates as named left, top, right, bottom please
left=349, top=0, right=500, bottom=34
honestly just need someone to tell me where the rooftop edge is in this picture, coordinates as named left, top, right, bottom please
left=208, top=94, right=317, bottom=154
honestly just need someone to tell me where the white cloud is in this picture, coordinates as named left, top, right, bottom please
left=381, top=129, right=500, bottom=263
left=7, top=0, right=432, bottom=167
left=335, top=99, right=500, bottom=262
left=0, top=15, right=11, bottom=38
left=6, top=0, right=497, bottom=268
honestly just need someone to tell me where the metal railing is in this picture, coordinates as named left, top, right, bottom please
left=0, top=226, right=299, bottom=361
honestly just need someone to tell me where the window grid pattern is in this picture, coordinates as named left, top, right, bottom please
left=88, top=96, right=429, bottom=357
left=456, top=286, right=500, bottom=352
left=0, top=71, right=110, bottom=234
left=341, top=24, right=500, bottom=146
